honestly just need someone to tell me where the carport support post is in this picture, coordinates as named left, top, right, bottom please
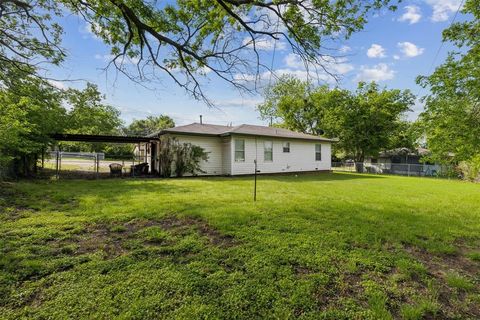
left=96, top=154, right=99, bottom=179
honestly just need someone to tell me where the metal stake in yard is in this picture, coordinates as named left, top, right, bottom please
left=254, top=160, right=257, bottom=201
left=253, top=160, right=261, bottom=201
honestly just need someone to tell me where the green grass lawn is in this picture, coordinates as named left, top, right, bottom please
left=1, top=173, right=479, bottom=319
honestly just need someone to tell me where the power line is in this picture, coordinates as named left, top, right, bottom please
left=415, top=0, right=465, bottom=98
left=267, top=16, right=281, bottom=87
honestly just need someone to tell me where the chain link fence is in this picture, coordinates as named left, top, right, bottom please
left=332, top=162, right=455, bottom=178
left=39, top=151, right=150, bottom=179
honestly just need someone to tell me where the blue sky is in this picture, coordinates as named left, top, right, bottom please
left=46, top=0, right=465, bottom=127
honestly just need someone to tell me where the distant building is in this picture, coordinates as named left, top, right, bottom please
left=364, top=147, right=442, bottom=176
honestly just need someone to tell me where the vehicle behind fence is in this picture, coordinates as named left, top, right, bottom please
left=39, top=151, right=150, bottom=179
left=332, top=162, right=454, bottom=178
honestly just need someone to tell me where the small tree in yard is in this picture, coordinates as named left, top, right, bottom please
left=157, top=136, right=208, bottom=178
left=157, top=136, right=175, bottom=178
left=174, top=143, right=209, bottom=177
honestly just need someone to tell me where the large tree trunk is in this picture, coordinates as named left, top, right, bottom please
left=355, top=152, right=365, bottom=173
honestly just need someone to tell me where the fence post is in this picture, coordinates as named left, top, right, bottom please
left=58, top=151, right=62, bottom=176
left=408, top=164, right=410, bottom=177
left=55, top=151, right=59, bottom=180
left=95, top=154, right=99, bottom=179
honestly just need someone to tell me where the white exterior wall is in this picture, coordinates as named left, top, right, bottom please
left=230, top=135, right=332, bottom=175
left=145, top=134, right=331, bottom=176
left=172, top=134, right=224, bottom=176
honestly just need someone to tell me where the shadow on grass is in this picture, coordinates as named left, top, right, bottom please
left=1, top=179, right=196, bottom=215
left=202, top=171, right=386, bottom=183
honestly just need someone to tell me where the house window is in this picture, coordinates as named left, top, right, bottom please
left=315, top=144, right=322, bottom=161
left=234, top=139, right=245, bottom=162
left=283, top=142, right=290, bottom=153
left=264, top=141, right=273, bottom=162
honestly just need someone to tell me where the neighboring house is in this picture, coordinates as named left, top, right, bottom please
left=364, top=147, right=442, bottom=176
left=365, top=147, right=429, bottom=166
left=139, top=122, right=336, bottom=176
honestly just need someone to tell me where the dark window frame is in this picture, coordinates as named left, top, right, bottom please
left=234, top=139, right=245, bottom=162
left=315, top=144, right=322, bottom=161
left=264, top=140, right=273, bottom=162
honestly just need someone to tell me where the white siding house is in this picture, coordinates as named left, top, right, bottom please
left=143, top=123, right=336, bottom=176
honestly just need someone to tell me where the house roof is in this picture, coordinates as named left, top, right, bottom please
left=150, top=123, right=337, bottom=142
left=378, top=147, right=431, bottom=158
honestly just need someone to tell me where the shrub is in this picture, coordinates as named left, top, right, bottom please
left=174, top=143, right=209, bottom=177
left=457, top=155, right=480, bottom=182
left=157, top=136, right=175, bottom=178
left=156, top=136, right=209, bottom=177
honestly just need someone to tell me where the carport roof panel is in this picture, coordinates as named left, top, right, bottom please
left=51, top=133, right=152, bottom=143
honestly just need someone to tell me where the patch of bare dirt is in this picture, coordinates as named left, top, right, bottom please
left=404, top=244, right=479, bottom=280
left=61, top=215, right=237, bottom=259
left=403, top=243, right=480, bottom=318
left=312, top=271, right=366, bottom=313
left=158, top=215, right=237, bottom=248
left=293, top=265, right=315, bottom=277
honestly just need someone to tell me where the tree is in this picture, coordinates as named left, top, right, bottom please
left=258, top=75, right=349, bottom=136
left=2, top=0, right=397, bottom=102
left=0, top=68, right=65, bottom=177
left=417, top=0, right=480, bottom=165
left=259, top=79, right=415, bottom=165
left=59, top=83, right=125, bottom=153
left=387, top=120, right=419, bottom=151
left=64, top=83, right=123, bottom=135
left=174, top=143, right=209, bottom=177
left=340, top=82, right=415, bottom=163
left=127, top=115, right=175, bottom=136
left=155, top=136, right=208, bottom=177
left=0, top=0, right=64, bottom=83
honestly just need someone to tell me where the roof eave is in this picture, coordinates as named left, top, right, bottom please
left=222, top=132, right=338, bottom=142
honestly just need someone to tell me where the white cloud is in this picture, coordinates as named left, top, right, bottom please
left=234, top=53, right=354, bottom=88
left=94, top=53, right=140, bottom=65
left=242, top=37, right=286, bottom=51
left=339, top=45, right=351, bottom=53
left=215, top=98, right=263, bottom=110
left=425, top=0, right=463, bottom=22
left=47, top=80, right=67, bottom=90
left=367, top=44, right=386, bottom=58
left=393, top=54, right=400, bottom=60
left=284, top=53, right=354, bottom=75
left=398, top=5, right=422, bottom=24
left=397, top=42, right=424, bottom=58
left=80, top=22, right=112, bottom=41
left=355, top=63, right=395, bottom=82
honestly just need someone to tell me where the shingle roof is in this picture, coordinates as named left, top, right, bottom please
left=160, top=123, right=229, bottom=135
left=151, top=123, right=337, bottom=142
left=224, top=124, right=336, bottom=141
